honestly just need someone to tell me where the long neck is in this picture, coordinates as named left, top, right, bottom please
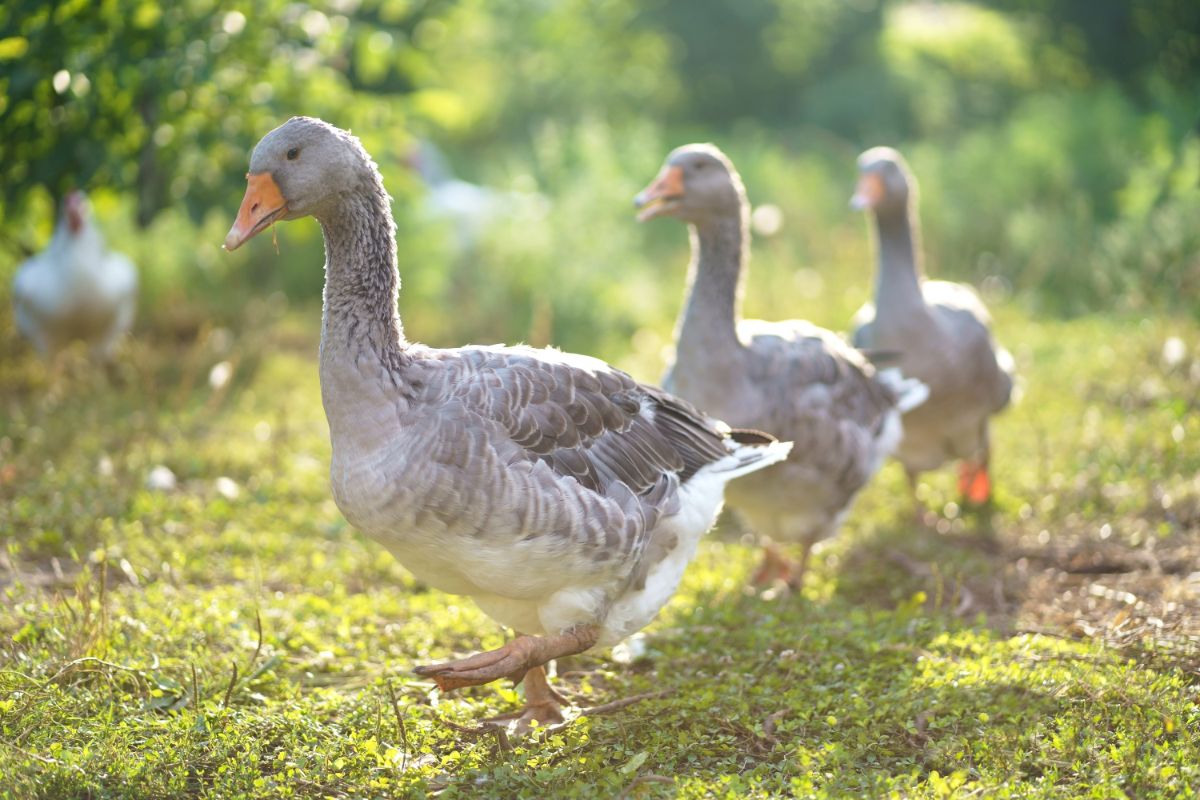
left=319, top=186, right=406, bottom=358
left=674, top=210, right=746, bottom=372
left=317, top=181, right=414, bottom=443
left=872, top=202, right=926, bottom=323
left=52, top=224, right=104, bottom=272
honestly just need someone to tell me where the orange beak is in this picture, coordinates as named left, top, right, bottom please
left=633, top=165, right=685, bottom=222
left=224, top=172, right=288, bottom=251
left=850, top=172, right=884, bottom=211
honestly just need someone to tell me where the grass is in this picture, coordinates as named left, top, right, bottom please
left=2, top=283, right=1199, bottom=797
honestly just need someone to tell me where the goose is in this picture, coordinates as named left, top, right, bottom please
left=634, top=144, right=927, bottom=588
left=223, top=117, right=791, bottom=729
left=406, top=139, right=544, bottom=254
left=850, top=147, right=1013, bottom=509
left=13, top=190, right=137, bottom=360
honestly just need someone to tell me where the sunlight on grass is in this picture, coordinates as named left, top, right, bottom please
left=2, top=302, right=1198, bottom=797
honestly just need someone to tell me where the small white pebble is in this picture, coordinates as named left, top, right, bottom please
left=209, top=360, right=233, bottom=390
left=610, top=633, right=647, bottom=664
left=146, top=465, right=177, bottom=492
left=1162, top=336, right=1187, bottom=368
left=215, top=476, right=240, bottom=501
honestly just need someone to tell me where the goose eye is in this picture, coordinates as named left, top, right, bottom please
left=286, top=148, right=300, bottom=161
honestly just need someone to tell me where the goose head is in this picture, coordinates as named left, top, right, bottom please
left=225, top=117, right=376, bottom=251
left=851, top=147, right=915, bottom=216
left=63, top=190, right=88, bottom=235
left=634, top=144, right=744, bottom=225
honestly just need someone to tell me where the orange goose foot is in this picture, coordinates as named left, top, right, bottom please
left=957, top=461, right=992, bottom=507
left=414, top=626, right=598, bottom=692
left=481, top=665, right=569, bottom=734
left=750, top=541, right=812, bottom=592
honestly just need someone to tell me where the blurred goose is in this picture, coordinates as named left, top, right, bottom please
left=851, top=147, right=1013, bottom=508
left=13, top=190, right=137, bottom=360
left=224, top=118, right=791, bottom=729
left=406, top=139, right=545, bottom=253
left=635, top=144, right=926, bottom=588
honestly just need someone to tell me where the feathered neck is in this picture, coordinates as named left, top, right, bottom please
left=50, top=219, right=105, bottom=267
left=316, top=167, right=409, bottom=370
left=871, top=197, right=926, bottom=323
left=674, top=203, right=748, bottom=373
left=314, top=161, right=422, bottom=453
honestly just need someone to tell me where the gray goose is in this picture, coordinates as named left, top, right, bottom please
left=634, top=144, right=926, bottom=588
left=851, top=147, right=1014, bottom=508
left=224, top=118, right=791, bottom=729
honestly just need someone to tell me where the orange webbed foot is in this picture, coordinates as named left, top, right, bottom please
left=958, top=462, right=992, bottom=506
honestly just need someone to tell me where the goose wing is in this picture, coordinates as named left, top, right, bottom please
left=393, top=345, right=761, bottom=592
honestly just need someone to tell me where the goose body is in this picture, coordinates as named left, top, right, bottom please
left=322, top=340, right=781, bottom=649
left=13, top=191, right=137, bottom=360
left=225, top=118, right=790, bottom=725
left=636, top=144, right=926, bottom=586
left=851, top=147, right=1013, bottom=504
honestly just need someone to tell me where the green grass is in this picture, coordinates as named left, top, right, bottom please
left=2, top=297, right=1199, bottom=798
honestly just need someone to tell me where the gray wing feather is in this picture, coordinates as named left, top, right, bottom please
left=422, top=346, right=743, bottom=563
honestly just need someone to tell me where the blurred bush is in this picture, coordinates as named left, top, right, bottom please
left=1, top=0, right=1197, bottom=359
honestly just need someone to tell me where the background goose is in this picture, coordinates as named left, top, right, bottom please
left=406, top=139, right=545, bottom=254
left=851, top=147, right=1014, bottom=509
left=13, top=190, right=137, bottom=361
left=635, top=144, right=926, bottom=588
left=224, top=117, right=791, bottom=730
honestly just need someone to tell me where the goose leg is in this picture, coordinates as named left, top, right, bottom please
left=414, top=625, right=598, bottom=692
left=750, top=540, right=794, bottom=587
left=482, top=664, right=569, bottom=732
left=784, top=541, right=813, bottom=591
left=958, top=459, right=992, bottom=506
left=751, top=540, right=814, bottom=591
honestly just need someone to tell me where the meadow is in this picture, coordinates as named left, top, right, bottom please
left=2, top=0, right=1199, bottom=796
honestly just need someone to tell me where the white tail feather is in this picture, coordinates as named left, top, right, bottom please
left=877, top=368, right=929, bottom=414
left=714, top=440, right=793, bottom=479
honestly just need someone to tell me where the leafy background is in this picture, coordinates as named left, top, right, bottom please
left=2, top=0, right=1198, bottom=349
left=2, top=1, right=1200, bottom=797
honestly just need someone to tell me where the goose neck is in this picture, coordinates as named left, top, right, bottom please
left=872, top=204, right=925, bottom=321
left=675, top=212, right=746, bottom=369
left=316, top=182, right=415, bottom=447
left=317, top=186, right=407, bottom=360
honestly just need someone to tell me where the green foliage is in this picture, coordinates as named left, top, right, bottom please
left=0, top=0, right=434, bottom=227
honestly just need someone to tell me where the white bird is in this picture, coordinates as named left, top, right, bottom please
left=13, top=190, right=137, bottom=361
left=635, top=144, right=927, bottom=588
left=224, top=117, right=791, bottom=729
left=406, top=139, right=544, bottom=253
left=851, top=147, right=1014, bottom=509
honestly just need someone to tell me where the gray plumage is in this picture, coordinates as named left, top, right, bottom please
left=851, top=147, right=1013, bottom=489
left=636, top=144, right=925, bottom=572
left=227, top=117, right=791, bottom=654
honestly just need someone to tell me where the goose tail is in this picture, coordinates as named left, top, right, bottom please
left=878, top=368, right=929, bottom=414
